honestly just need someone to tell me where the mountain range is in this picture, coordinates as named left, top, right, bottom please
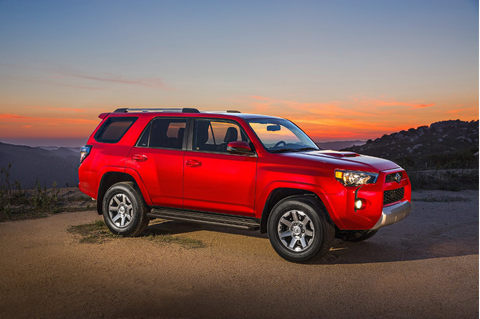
left=0, top=142, right=79, bottom=188
left=0, top=119, right=478, bottom=189
left=316, top=140, right=365, bottom=151
left=343, top=120, right=479, bottom=170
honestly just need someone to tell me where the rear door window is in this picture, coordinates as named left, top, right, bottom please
left=137, top=118, right=187, bottom=150
left=95, top=117, right=137, bottom=143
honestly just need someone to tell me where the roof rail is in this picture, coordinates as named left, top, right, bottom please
left=113, top=108, right=200, bottom=113
left=202, top=110, right=241, bottom=113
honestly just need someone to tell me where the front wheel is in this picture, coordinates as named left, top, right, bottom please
left=102, top=182, right=149, bottom=237
left=267, top=196, right=335, bottom=263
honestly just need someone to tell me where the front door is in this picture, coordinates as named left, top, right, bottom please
left=183, top=119, right=257, bottom=216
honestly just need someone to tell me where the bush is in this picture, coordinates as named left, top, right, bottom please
left=0, top=163, right=61, bottom=221
left=408, top=169, right=479, bottom=191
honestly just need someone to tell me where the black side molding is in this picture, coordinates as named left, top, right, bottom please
left=148, top=208, right=259, bottom=230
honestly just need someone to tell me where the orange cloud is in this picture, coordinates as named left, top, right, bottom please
left=0, top=114, right=29, bottom=120
left=447, top=107, right=478, bottom=115
left=411, top=104, right=435, bottom=109
left=353, top=97, right=434, bottom=110
left=235, top=95, right=451, bottom=141
left=0, top=113, right=100, bottom=138
left=0, top=113, right=98, bottom=124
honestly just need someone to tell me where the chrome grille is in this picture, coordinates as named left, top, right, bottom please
left=386, top=172, right=403, bottom=183
left=383, top=188, right=405, bottom=205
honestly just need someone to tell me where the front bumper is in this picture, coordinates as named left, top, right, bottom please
left=372, top=200, right=411, bottom=230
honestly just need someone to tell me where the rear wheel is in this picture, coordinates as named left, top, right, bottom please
left=267, top=196, right=335, bottom=263
left=102, top=182, right=149, bottom=237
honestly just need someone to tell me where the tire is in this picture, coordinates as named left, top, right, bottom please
left=339, top=230, right=378, bottom=242
left=267, top=196, right=335, bottom=263
left=102, top=182, right=149, bottom=237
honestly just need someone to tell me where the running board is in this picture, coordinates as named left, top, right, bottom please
left=148, top=208, right=260, bottom=231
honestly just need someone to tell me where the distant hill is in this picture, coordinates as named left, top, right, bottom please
left=343, top=120, right=479, bottom=170
left=1, top=120, right=478, bottom=190
left=0, top=142, right=79, bottom=188
left=316, top=140, right=365, bottom=151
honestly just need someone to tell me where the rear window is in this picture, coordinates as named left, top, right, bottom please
left=95, top=117, right=137, bottom=143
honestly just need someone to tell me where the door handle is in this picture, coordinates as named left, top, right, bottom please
left=132, top=154, right=148, bottom=162
left=186, top=159, right=202, bottom=167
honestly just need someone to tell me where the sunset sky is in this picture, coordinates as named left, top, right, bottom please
left=0, top=0, right=478, bottom=147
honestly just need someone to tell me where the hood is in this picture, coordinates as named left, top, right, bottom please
left=284, top=150, right=399, bottom=172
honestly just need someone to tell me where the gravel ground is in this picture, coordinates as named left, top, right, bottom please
left=0, top=190, right=478, bottom=319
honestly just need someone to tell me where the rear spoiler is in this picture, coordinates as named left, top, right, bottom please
left=98, top=113, right=109, bottom=119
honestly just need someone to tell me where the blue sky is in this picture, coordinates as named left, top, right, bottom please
left=0, top=0, right=478, bottom=146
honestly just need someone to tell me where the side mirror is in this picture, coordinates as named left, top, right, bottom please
left=227, top=141, right=254, bottom=155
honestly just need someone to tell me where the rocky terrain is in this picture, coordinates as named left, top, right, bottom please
left=344, top=120, right=479, bottom=170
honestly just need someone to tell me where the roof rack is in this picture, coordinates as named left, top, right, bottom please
left=114, top=108, right=200, bottom=113
left=113, top=108, right=241, bottom=114
left=202, top=110, right=241, bottom=113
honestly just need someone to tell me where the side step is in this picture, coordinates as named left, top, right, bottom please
left=147, top=208, right=260, bottom=231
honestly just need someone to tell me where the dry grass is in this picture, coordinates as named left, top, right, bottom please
left=68, top=220, right=206, bottom=249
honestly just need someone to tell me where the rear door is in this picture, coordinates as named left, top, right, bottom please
left=183, top=118, right=257, bottom=216
left=127, top=117, right=187, bottom=208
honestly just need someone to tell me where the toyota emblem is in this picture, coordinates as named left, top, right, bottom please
left=395, top=173, right=402, bottom=184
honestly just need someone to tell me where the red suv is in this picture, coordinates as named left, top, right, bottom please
left=79, top=108, right=411, bottom=262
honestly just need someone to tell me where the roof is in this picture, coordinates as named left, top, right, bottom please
left=108, top=108, right=284, bottom=120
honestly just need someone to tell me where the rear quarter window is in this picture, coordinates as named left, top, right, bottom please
left=94, top=117, right=137, bottom=143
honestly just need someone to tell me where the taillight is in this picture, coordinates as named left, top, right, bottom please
left=80, top=145, right=92, bottom=163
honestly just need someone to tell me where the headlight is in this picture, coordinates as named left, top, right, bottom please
left=335, top=170, right=378, bottom=187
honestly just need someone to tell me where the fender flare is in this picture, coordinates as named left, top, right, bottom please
left=123, top=167, right=153, bottom=206
left=97, top=166, right=153, bottom=208
left=256, top=181, right=344, bottom=230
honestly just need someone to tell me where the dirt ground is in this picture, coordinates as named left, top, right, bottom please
left=0, top=190, right=478, bottom=319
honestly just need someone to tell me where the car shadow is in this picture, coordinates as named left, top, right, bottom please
left=142, top=219, right=268, bottom=239
left=141, top=216, right=478, bottom=265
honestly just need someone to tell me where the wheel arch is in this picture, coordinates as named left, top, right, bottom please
left=259, top=187, right=329, bottom=234
left=96, top=170, right=151, bottom=215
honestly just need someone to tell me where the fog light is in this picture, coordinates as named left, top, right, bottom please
left=354, top=199, right=363, bottom=210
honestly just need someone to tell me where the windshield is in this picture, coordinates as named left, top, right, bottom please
left=247, top=118, right=320, bottom=153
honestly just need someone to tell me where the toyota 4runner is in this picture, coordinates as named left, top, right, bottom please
left=78, top=108, right=411, bottom=262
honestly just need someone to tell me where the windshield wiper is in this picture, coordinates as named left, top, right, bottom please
left=271, top=147, right=318, bottom=153
left=270, top=148, right=294, bottom=153
left=294, top=147, right=318, bottom=152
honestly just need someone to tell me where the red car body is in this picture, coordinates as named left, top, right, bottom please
left=79, top=109, right=411, bottom=261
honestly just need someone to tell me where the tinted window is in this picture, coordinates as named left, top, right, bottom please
left=137, top=122, right=151, bottom=147
left=139, top=118, right=186, bottom=150
left=95, top=117, right=137, bottom=143
left=193, top=119, right=248, bottom=153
